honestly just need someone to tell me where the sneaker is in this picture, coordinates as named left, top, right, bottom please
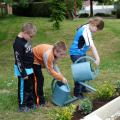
left=18, top=106, right=31, bottom=112
left=30, top=104, right=37, bottom=110
left=40, top=96, right=46, bottom=106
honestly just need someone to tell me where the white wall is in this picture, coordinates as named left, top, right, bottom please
left=79, top=5, right=114, bottom=15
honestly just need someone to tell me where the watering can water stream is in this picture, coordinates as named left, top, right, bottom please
left=71, top=56, right=99, bottom=91
left=51, top=79, right=78, bottom=106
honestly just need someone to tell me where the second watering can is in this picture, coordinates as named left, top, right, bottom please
left=71, top=56, right=99, bottom=82
left=51, top=79, right=78, bottom=106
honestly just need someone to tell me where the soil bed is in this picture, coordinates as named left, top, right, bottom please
left=72, top=99, right=113, bottom=120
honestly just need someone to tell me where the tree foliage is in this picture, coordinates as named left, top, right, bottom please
left=51, top=0, right=66, bottom=30
left=66, top=0, right=82, bottom=18
left=0, top=0, right=13, bottom=4
left=97, top=0, right=115, bottom=4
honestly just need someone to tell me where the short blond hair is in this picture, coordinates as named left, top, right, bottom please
left=53, top=41, right=67, bottom=52
left=21, top=23, right=37, bottom=36
left=89, top=17, right=104, bottom=30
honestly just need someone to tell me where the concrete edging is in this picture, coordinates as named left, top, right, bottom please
left=81, top=96, right=120, bottom=120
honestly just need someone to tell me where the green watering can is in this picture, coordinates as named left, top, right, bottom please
left=71, top=56, right=99, bottom=91
left=51, top=79, right=78, bottom=106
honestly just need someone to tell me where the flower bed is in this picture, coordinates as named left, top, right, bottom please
left=83, top=96, right=120, bottom=120
left=72, top=98, right=109, bottom=120
left=72, top=81, right=120, bottom=120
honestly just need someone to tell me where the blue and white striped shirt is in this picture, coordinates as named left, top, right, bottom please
left=70, top=24, right=94, bottom=56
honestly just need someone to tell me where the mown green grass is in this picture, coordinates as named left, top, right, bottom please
left=0, top=16, right=120, bottom=120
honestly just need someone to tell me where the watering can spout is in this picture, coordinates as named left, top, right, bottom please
left=64, top=96, right=79, bottom=105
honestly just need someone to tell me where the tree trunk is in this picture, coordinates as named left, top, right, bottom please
left=74, top=0, right=77, bottom=17
left=90, top=0, right=93, bottom=17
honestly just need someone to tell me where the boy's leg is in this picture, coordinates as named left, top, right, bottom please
left=25, top=73, right=35, bottom=108
left=74, top=81, right=84, bottom=98
left=18, top=76, right=23, bottom=108
left=18, top=76, right=30, bottom=112
left=33, top=64, right=45, bottom=106
left=18, top=75, right=35, bottom=111
left=18, top=76, right=26, bottom=108
left=70, top=55, right=85, bottom=98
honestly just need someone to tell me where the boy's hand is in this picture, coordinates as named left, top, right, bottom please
left=94, top=60, right=100, bottom=66
left=62, top=78, right=68, bottom=84
left=23, top=76, right=29, bottom=80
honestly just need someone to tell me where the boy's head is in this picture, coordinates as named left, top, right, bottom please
left=53, top=41, right=67, bottom=59
left=89, top=17, right=104, bottom=33
left=21, top=23, right=37, bottom=40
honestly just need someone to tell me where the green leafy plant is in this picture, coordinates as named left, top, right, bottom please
left=49, top=104, right=76, bottom=120
left=115, top=80, right=120, bottom=95
left=79, top=98, right=93, bottom=115
left=116, top=80, right=120, bottom=89
left=3, top=0, right=13, bottom=4
left=51, top=0, right=66, bottom=30
left=95, top=81, right=116, bottom=101
left=18, top=0, right=29, bottom=8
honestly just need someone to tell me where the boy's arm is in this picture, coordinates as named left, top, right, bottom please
left=43, top=54, right=66, bottom=82
left=53, top=64, right=67, bottom=84
left=14, top=42, right=28, bottom=79
left=83, top=27, right=100, bottom=65
left=53, top=64, right=61, bottom=73
left=90, top=44, right=100, bottom=65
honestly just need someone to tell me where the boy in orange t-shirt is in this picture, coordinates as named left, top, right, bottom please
left=33, top=41, right=68, bottom=106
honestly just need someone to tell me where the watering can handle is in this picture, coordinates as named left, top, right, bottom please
left=51, top=79, right=56, bottom=93
left=74, top=56, right=99, bottom=77
left=51, top=79, right=70, bottom=93
left=74, top=55, right=95, bottom=64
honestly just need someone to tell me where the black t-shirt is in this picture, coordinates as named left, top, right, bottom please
left=13, top=37, right=34, bottom=78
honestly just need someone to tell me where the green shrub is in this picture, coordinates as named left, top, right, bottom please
left=115, top=80, right=120, bottom=95
left=94, top=13, right=111, bottom=17
left=79, top=13, right=89, bottom=18
left=114, top=1, right=120, bottom=18
left=29, top=2, right=52, bottom=17
left=79, top=98, right=93, bottom=115
left=116, top=9, right=120, bottom=18
left=111, top=10, right=116, bottom=15
left=51, top=0, right=66, bottom=30
left=95, top=81, right=116, bottom=101
left=116, top=80, right=120, bottom=88
left=12, top=2, right=52, bottom=17
left=49, top=104, right=76, bottom=120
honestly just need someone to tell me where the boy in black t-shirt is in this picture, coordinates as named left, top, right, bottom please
left=13, top=23, right=37, bottom=112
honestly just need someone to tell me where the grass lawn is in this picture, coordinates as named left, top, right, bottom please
left=0, top=15, right=120, bottom=120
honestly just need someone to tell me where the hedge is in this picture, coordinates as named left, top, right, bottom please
left=12, top=2, right=52, bottom=17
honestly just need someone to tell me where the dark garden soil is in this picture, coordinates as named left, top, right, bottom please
left=72, top=98, right=116, bottom=120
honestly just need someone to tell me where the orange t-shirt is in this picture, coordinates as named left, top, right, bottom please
left=33, top=44, right=64, bottom=81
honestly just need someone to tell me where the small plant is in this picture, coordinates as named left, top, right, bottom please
left=79, top=98, right=93, bottom=115
left=95, top=81, right=116, bottom=101
left=49, top=104, right=76, bottom=120
left=116, top=80, right=120, bottom=88
left=116, top=80, right=120, bottom=95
